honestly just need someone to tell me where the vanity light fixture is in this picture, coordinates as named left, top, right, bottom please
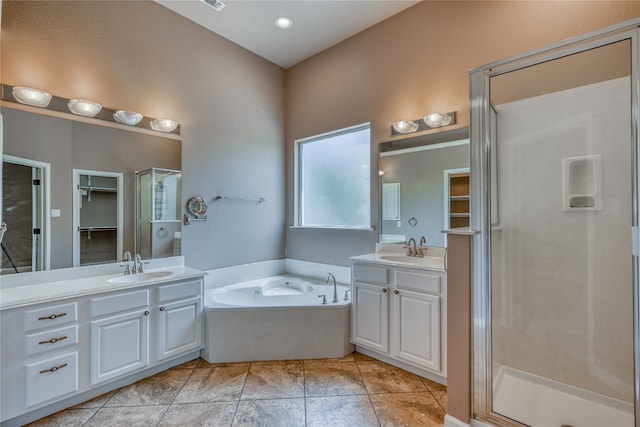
left=12, top=86, right=52, bottom=108
left=275, top=16, right=294, bottom=30
left=114, top=110, right=143, bottom=126
left=392, top=120, right=419, bottom=134
left=423, top=112, right=453, bottom=128
left=68, top=98, right=102, bottom=117
left=390, top=111, right=456, bottom=136
left=150, top=118, right=178, bottom=133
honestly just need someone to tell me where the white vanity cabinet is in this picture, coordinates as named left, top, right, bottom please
left=89, top=289, right=151, bottom=385
left=351, top=261, right=446, bottom=379
left=155, top=279, right=203, bottom=361
left=0, top=274, right=204, bottom=425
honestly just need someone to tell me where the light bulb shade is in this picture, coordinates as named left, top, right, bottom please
left=68, top=98, right=102, bottom=117
left=113, top=110, right=143, bottom=126
left=12, top=87, right=52, bottom=107
left=423, top=112, right=452, bottom=128
left=150, top=118, right=178, bottom=133
left=392, top=120, right=419, bottom=134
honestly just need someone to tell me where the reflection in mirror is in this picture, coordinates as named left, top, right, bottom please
left=1, top=107, right=181, bottom=273
left=379, top=128, right=469, bottom=247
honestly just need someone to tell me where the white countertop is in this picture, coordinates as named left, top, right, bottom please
left=351, top=243, right=446, bottom=272
left=0, top=257, right=206, bottom=310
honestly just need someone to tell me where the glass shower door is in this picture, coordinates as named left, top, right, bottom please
left=478, top=36, right=636, bottom=426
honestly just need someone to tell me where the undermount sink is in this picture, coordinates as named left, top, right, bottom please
left=379, top=255, right=415, bottom=263
left=108, top=271, right=173, bottom=283
left=378, top=254, right=444, bottom=269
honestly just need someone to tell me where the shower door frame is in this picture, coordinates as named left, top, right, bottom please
left=469, top=18, right=640, bottom=426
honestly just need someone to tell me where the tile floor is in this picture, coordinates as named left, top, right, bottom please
left=27, top=352, right=447, bottom=427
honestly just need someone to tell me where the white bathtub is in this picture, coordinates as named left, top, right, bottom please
left=203, top=275, right=354, bottom=362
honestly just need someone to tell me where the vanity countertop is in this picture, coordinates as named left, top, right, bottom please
left=351, top=244, right=445, bottom=272
left=0, top=257, right=206, bottom=310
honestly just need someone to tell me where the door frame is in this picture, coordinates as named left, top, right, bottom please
left=2, top=154, right=51, bottom=271
left=468, top=18, right=640, bottom=426
left=72, top=169, right=123, bottom=266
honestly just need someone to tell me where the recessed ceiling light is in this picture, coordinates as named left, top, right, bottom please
left=275, top=16, right=293, bottom=30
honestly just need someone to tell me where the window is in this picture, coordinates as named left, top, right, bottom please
left=296, top=123, right=371, bottom=228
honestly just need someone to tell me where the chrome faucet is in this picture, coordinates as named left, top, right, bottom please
left=418, top=236, right=426, bottom=257
left=406, top=238, right=417, bottom=257
left=123, top=251, right=132, bottom=275
left=326, top=273, right=338, bottom=303
left=134, top=253, right=144, bottom=273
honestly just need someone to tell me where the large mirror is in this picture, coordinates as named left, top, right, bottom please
left=1, top=107, right=181, bottom=273
left=379, top=127, right=469, bottom=247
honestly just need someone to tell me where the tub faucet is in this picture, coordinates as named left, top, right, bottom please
left=326, top=273, right=338, bottom=303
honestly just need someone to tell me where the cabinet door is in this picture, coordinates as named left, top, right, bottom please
left=156, top=296, right=203, bottom=361
left=90, top=308, right=149, bottom=385
left=394, top=289, right=440, bottom=371
left=352, top=281, right=389, bottom=353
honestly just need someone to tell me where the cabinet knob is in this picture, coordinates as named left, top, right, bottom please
left=144, top=310, right=150, bottom=316
left=382, top=288, right=388, bottom=293
left=394, top=290, right=399, bottom=295
left=159, top=306, right=165, bottom=311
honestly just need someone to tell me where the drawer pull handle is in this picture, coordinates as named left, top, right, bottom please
left=38, top=336, right=68, bottom=345
left=382, top=288, right=388, bottom=293
left=144, top=311, right=150, bottom=316
left=159, top=306, right=165, bottom=311
left=394, top=290, right=399, bottom=295
left=39, top=363, right=68, bottom=374
left=38, top=313, right=67, bottom=321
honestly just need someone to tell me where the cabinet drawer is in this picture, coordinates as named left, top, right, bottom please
left=396, top=270, right=441, bottom=294
left=90, top=289, right=149, bottom=317
left=353, top=264, right=389, bottom=284
left=25, top=325, right=79, bottom=357
left=25, top=351, right=79, bottom=407
left=23, top=302, right=78, bottom=332
left=157, top=279, right=202, bottom=303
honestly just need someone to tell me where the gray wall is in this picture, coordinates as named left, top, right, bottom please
left=2, top=108, right=180, bottom=269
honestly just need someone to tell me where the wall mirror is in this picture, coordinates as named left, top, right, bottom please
left=1, top=106, right=181, bottom=274
left=379, top=127, right=469, bottom=247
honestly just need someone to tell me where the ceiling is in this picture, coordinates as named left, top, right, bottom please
left=155, top=0, right=420, bottom=69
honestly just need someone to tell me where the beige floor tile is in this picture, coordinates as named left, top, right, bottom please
left=175, top=366, right=249, bottom=403
left=358, top=361, right=427, bottom=394
left=241, top=364, right=304, bottom=399
left=232, top=398, right=305, bottom=427
left=306, top=395, right=379, bottom=427
left=303, top=353, right=355, bottom=364
left=421, top=377, right=447, bottom=392
left=106, top=368, right=192, bottom=406
left=26, top=408, right=98, bottom=426
left=304, top=361, right=367, bottom=397
left=72, top=390, right=117, bottom=409
left=250, top=359, right=303, bottom=366
left=170, top=358, right=201, bottom=370
left=370, top=391, right=445, bottom=427
left=198, top=359, right=251, bottom=368
left=432, top=390, right=447, bottom=412
left=353, top=352, right=377, bottom=363
left=84, top=405, right=169, bottom=426
left=158, top=402, right=237, bottom=426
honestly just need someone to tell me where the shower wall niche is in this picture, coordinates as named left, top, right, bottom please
left=136, top=168, right=182, bottom=259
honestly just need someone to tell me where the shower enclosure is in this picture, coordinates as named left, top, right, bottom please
left=469, top=19, right=639, bottom=426
left=135, top=168, right=181, bottom=259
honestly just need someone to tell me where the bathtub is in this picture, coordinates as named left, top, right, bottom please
left=203, top=274, right=354, bottom=362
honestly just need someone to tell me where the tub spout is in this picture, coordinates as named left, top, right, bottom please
left=326, top=273, right=338, bottom=303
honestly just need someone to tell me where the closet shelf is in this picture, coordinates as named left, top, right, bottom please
left=79, top=226, right=118, bottom=231
left=78, top=185, right=118, bottom=193
left=450, top=195, right=470, bottom=201
left=450, top=213, right=470, bottom=218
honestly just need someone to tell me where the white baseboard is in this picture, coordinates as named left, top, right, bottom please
left=445, top=414, right=470, bottom=427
